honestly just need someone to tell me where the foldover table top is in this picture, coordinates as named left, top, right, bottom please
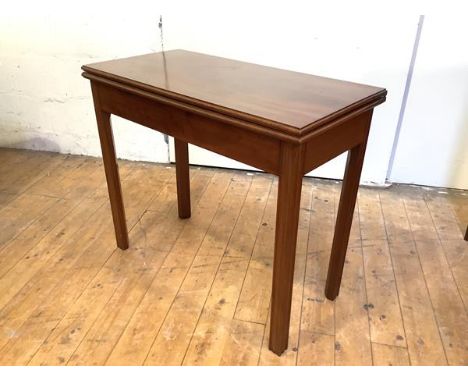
left=82, top=49, right=386, bottom=138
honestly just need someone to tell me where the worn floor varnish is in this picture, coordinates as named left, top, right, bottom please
left=0, top=148, right=467, bottom=366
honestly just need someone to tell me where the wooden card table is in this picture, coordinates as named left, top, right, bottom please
left=82, top=50, right=386, bottom=355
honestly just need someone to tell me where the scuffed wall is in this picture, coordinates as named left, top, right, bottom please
left=0, top=2, right=169, bottom=162
left=1, top=1, right=467, bottom=189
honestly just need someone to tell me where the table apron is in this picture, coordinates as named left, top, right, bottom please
left=303, top=110, right=372, bottom=174
left=95, top=82, right=282, bottom=175
left=93, top=82, right=373, bottom=178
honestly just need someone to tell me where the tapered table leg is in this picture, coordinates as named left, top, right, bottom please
left=91, top=83, right=129, bottom=249
left=174, top=138, right=191, bottom=219
left=269, top=142, right=304, bottom=355
left=325, top=138, right=369, bottom=300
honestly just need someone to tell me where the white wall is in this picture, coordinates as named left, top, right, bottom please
left=0, top=1, right=466, bottom=189
left=0, top=1, right=168, bottom=163
left=164, top=4, right=418, bottom=186
left=389, top=15, right=468, bottom=189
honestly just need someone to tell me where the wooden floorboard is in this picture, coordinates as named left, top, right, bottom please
left=0, top=148, right=467, bottom=366
left=359, top=190, right=406, bottom=349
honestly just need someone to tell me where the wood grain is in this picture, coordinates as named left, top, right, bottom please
left=297, top=184, right=336, bottom=366
left=325, top=126, right=370, bottom=300
left=380, top=192, right=448, bottom=365
left=359, top=189, right=406, bottom=347
left=269, top=143, right=305, bottom=354
left=174, top=139, right=191, bottom=219
left=91, top=83, right=129, bottom=249
left=372, top=343, right=410, bottom=366
left=1, top=149, right=467, bottom=366
left=144, top=174, right=251, bottom=365
left=82, top=50, right=386, bottom=133
left=259, top=181, right=313, bottom=365
left=183, top=176, right=273, bottom=365
left=83, top=50, right=386, bottom=356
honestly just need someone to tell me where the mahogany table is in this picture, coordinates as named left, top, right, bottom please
left=82, top=50, right=386, bottom=356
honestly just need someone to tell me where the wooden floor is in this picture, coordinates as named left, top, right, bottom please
left=0, top=148, right=467, bottom=366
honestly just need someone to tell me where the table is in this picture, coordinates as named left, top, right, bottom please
left=82, top=50, right=386, bottom=356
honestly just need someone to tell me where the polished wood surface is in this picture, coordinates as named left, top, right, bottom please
left=269, top=142, right=305, bottom=354
left=82, top=51, right=387, bottom=355
left=0, top=149, right=467, bottom=365
left=91, top=83, right=129, bottom=249
left=93, top=82, right=281, bottom=173
left=325, top=113, right=371, bottom=299
left=174, top=139, right=191, bottom=219
left=82, top=50, right=386, bottom=135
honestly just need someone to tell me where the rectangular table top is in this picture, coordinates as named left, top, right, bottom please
left=82, top=50, right=386, bottom=135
